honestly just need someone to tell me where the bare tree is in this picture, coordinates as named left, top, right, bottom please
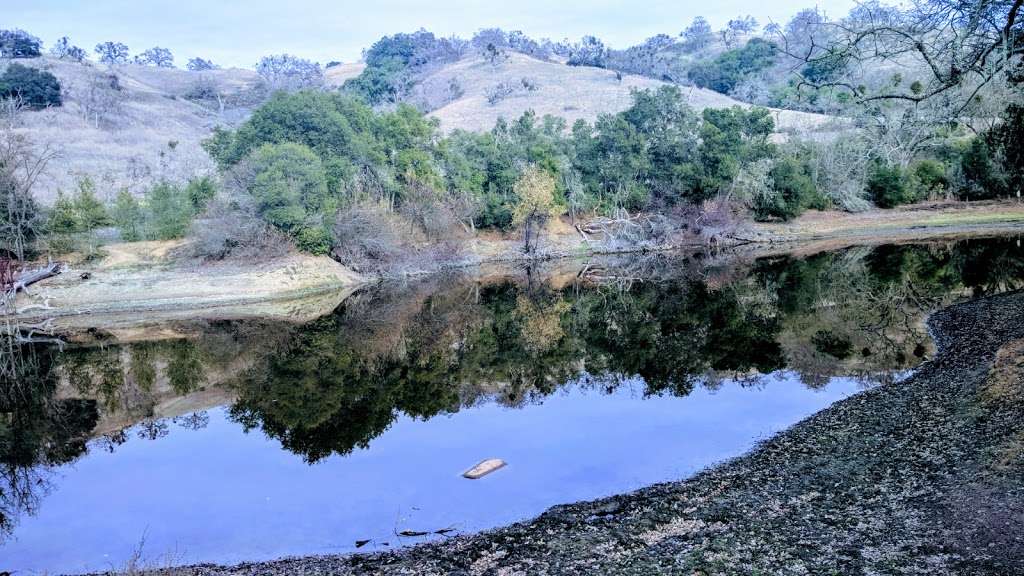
left=774, top=0, right=1024, bottom=114
left=50, top=36, right=87, bottom=62
left=1, top=94, right=26, bottom=130
left=255, top=54, right=324, bottom=92
left=0, top=131, right=56, bottom=262
left=73, top=73, right=125, bottom=128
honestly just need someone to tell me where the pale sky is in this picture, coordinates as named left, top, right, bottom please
left=8, top=0, right=856, bottom=69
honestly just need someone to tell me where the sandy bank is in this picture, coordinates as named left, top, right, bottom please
left=10, top=240, right=364, bottom=331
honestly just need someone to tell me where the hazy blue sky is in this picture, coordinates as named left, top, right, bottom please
left=9, top=0, right=855, bottom=69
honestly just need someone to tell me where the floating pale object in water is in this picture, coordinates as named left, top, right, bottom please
left=463, top=458, right=506, bottom=479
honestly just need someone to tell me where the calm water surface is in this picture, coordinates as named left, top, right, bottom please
left=2, top=238, right=1023, bottom=573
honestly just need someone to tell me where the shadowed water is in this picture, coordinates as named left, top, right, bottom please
left=1, top=237, right=1023, bottom=573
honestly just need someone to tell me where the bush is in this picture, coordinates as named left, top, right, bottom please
left=0, top=64, right=62, bottom=108
left=906, top=159, right=948, bottom=201
left=959, top=138, right=1007, bottom=200
left=185, top=176, right=217, bottom=211
left=191, top=194, right=292, bottom=261
left=111, top=189, right=144, bottom=241
left=867, top=162, right=912, bottom=208
left=688, top=38, right=778, bottom=94
left=332, top=205, right=416, bottom=272
left=753, top=157, right=820, bottom=221
left=146, top=182, right=193, bottom=240
left=0, top=29, right=42, bottom=58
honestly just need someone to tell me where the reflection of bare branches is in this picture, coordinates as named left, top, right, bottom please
left=0, top=463, right=54, bottom=539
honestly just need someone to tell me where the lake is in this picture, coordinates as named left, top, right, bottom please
left=2, top=237, right=1023, bottom=574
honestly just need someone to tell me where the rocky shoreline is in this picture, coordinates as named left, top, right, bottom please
left=106, top=289, right=1024, bottom=575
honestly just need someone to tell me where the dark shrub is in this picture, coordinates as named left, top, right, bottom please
left=867, top=162, right=911, bottom=208
left=960, top=138, right=1007, bottom=200
left=0, top=63, right=62, bottom=108
left=812, top=330, right=854, bottom=359
left=0, top=29, right=42, bottom=58
left=906, top=159, right=948, bottom=201
left=754, top=157, right=821, bottom=221
left=688, top=38, right=777, bottom=94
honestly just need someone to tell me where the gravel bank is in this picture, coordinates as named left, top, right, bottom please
left=106, top=291, right=1024, bottom=576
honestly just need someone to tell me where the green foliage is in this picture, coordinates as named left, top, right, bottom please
left=295, top=226, right=332, bottom=255
left=959, top=138, right=1007, bottom=200
left=867, top=162, right=912, bottom=208
left=754, top=157, right=820, bottom=221
left=982, top=103, right=1024, bottom=197
left=146, top=182, right=193, bottom=240
left=695, top=106, right=775, bottom=200
left=71, top=179, right=111, bottom=231
left=111, top=189, right=144, bottom=241
left=243, top=142, right=333, bottom=252
left=906, top=159, right=948, bottom=201
left=688, top=38, right=778, bottom=94
left=801, top=52, right=848, bottom=84
left=43, top=192, right=78, bottom=254
left=0, top=64, right=62, bottom=108
left=185, top=176, right=217, bottom=212
left=0, top=29, right=43, bottom=58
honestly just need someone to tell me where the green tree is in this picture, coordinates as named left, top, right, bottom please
left=146, top=182, right=192, bottom=240
left=0, top=64, right=62, bottom=108
left=185, top=176, right=217, bottom=212
left=248, top=142, right=332, bottom=253
left=72, top=178, right=111, bottom=231
left=867, top=162, right=911, bottom=208
left=111, top=189, right=144, bottom=241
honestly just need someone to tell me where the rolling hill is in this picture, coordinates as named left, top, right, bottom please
left=11, top=51, right=839, bottom=203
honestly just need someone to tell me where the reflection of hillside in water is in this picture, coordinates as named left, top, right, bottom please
left=2, top=237, right=1023, bottom=536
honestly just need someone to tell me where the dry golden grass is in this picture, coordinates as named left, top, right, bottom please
left=10, top=57, right=260, bottom=203
left=324, top=62, right=367, bottom=87
left=425, top=53, right=835, bottom=134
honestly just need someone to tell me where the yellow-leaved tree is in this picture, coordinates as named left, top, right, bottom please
left=512, top=165, right=561, bottom=253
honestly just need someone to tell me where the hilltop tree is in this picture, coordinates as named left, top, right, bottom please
left=186, top=57, right=218, bottom=72
left=94, top=42, right=130, bottom=65
left=568, top=36, right=609, bottom=68
left=134, top=47, right=174, bottom=68
left=682, top=17, right=714, bottom=52
left=0, top=29, right=42, bottom=59
left=50, top=37, right=87, bottom=62
left=256, top=54, right=324, bottom=92
left=722, top=15, right=759, bottom=47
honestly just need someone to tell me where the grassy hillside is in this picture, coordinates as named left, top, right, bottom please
left=422, top=53, right=835, bottom=133
left=10, top=51, right=839, bottom=204
left=8, top=57, right=260, bottom=203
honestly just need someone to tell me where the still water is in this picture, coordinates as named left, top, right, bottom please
left=2, top=238, right=1023, bottom=573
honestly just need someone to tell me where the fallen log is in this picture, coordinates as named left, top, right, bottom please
left=2, top=262, right=62, bottom=314
left=12, top=262, right=62, bottom=292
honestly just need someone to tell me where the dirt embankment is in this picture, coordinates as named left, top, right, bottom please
left=9, top=201, right=1024, bottom=328
left=748, top=200, right=1024, bottom=245
left=10, top=240, right=363, bottom=331
left=123, top=287, right=1024, bottom=576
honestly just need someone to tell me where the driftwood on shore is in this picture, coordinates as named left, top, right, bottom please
left=1, top=262, right=62, bottom=312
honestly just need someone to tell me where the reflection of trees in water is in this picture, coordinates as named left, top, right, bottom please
left=5, top=238, right=1024, bottom=480
left=229, top=239, right=1024, bottom=462
left=0, top=337, right=98, bottom=540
